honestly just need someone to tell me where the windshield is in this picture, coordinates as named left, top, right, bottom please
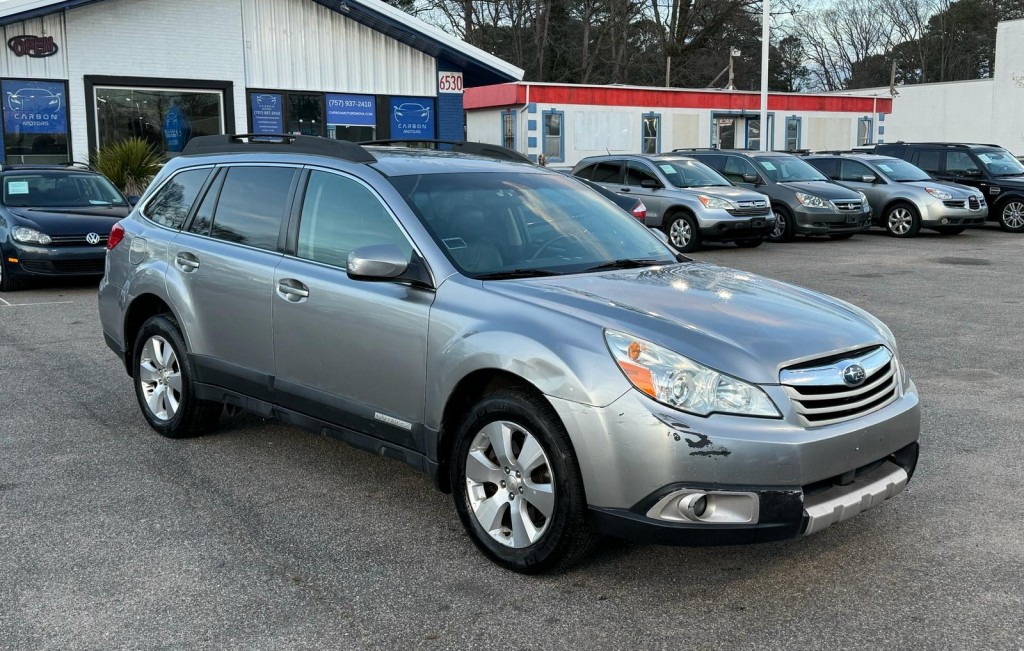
left=975, top=149, right=1024, bottom=177
left=388, top=172, right=676, bottom=278
left=2, top=172, right=126, bottom=208
left=654, top=159, right=731, bottom=188
left=874, top=159, right=931, bottom=182
left=756, top=157, right=829, bottom=183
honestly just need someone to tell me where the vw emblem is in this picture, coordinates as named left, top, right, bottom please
left=842, top=364, right=867, bottom=387
left=86, top=232, right=101, bottom=245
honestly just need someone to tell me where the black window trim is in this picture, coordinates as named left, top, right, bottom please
left=625, top=159, right=662, bottom=187
left=586, top=159, right=625, bottom=185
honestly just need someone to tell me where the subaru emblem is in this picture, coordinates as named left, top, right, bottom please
left=842, top=364, right=867, bottom=387
left=86, top=232, right=101, bottom=245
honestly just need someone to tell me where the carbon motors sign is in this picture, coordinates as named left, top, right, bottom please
left=7, top=35, right=59, bottom=58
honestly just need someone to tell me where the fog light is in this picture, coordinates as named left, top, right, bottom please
left=647, top=489, right=760, bottom=524
left=941, top=218, right=949, bottom=224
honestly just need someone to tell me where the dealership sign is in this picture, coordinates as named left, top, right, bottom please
left=250, top=93, right=284, bottom=134
left=326, top=93, right=375, bottom=126
left=2, top=80, right=67, bottom=134
left=7, top=35, right=59, bottom=58
left=389, top=97, right=435, bottom=139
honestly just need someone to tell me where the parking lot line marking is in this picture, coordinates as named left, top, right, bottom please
left=0, top=297, right=9, bottom=306
left=0, top=300, right=75, bottom=308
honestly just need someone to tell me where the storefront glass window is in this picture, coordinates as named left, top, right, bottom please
left=2, top=79, right=71, bottom=164
left=713, top=117, right=735, bottom=149
left=642, top=114, right=660, bottom=155
left=287, top=94, right=323, bottom=136
left=95, top=86, right=224, bottom=156
left=786, top=116, right=801, bottom=151
left=543, top=110, right=563, bottom=161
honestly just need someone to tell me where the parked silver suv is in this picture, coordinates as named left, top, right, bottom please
left=99, top=135, right=920, bottom=573
left=570, top=154, right=775, bottom=252
left=804, top=153, right=987, bottom=237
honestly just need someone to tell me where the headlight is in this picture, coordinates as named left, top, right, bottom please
left=12, top=227, right=52, bottom=245
left=698, top=195, right=736, bottom=210
left=795, top=192, right=832, bottom=210
left=858, top=191, right=871, bottom=209
left=925, top=187, right=952, bottom=200
left=605, top=330, right=780, bottom=418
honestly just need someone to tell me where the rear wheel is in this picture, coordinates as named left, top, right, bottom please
left=768, top=205, right=795, bottom=243
left=935, top=226, right=966, bottom=235
left=132, top=315, right=221, bottom=438
left=451, top=389, right=596, bottom=573
left=0, top=257, right=19, bottom=292
left=998, top=199, right=1024, bottom=233
left=735, top=238, right=764, bottom=248
left=664, top=213, right=701, bottom=252
left=884, top=203, right=921, bottom=238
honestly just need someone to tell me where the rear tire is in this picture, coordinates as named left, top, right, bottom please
left=0, top=257, right=19, bottom=292
left=935, top=226, right=966, bottom=235
left=997, top=199, right=1024, bottom=233
left=132, top=314, right=221, bottom=438
left=451, top=388, right=597, bottom=573
left=768, top=205, right=795, bottom=243
left=663, top=213, right=701, bottom=253
left=884, top=203, right=921, bottom=238
left=735, top=238, right=764, bottom=248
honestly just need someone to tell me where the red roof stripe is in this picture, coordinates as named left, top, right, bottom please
left=464, top=83, right=892, bottom=114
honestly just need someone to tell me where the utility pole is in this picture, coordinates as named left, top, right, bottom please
left=759, top=0, right=770, bottom=150
left=727, top=47, right=739, bottom=90
left=666, top=55, right=672, bottom=88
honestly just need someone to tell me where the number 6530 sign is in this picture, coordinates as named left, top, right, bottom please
left=438, top=72, right=464, bottom=94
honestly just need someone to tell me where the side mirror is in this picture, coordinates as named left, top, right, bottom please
left=127, top=195, right=140, bottom=205
left=861, top=175, right=877, bottom=183
left=640, top=178, right=662, bottom=189
left=742, top=173, right=760, bottom=184
left=347, top=244, right=409, bottom=281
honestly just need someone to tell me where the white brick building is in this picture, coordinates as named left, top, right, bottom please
left=0, top=0, right=522, bottom=165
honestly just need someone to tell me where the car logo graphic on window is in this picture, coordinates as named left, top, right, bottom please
left=5, top=87, right=62, bottom=112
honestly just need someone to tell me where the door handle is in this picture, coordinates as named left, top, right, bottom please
left=277, top=279, right=310, bottom=302
left=175, top=252, right=200, bottom=272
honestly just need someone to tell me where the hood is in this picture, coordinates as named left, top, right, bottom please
left=779, top=180, right=862, bottom=200
left=487, top=262, right=891, bottom=384
left=5, top=206, right=130, bottom=236
left=987, top=174, right=1024, bottom=189
left=904, top=180, right=979, bottom=197
left=685, top=185, right=767, bottom=203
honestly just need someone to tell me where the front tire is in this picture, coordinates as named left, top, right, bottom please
left=451, top=389, right=596, bottom=573
left=663, top=213, right=701, bottom=252
left=132, top=315, right=221, bottom=438
left=768, top=205, right=795, bottom=243
left=998, top=199, right=1024, bottom=233
left=884, top=203, right=921, bottom=238
left=0, top=256, right=19, bottom=292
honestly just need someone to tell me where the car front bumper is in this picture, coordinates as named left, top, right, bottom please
left=919, top=199, right=988, bottom=226
left=696, top=209, right=776, bottom=242
left=548, top=381, right=920, bottom=545
left=792, top=207, right=871, bottom=234
left=4, top=242, right=107, bottom=277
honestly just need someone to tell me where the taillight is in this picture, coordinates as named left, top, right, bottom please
left=632, top=201, right=647, bottom=222
left=107, top=223, right=125, bottom=250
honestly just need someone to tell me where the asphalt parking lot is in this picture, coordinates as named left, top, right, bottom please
left=1, top=226, right=1022, bottom=650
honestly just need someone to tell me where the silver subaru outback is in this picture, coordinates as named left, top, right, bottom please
left=98, top=135, right=920, bottom=573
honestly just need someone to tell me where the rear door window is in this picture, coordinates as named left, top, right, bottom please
left=913, top=150, right=943, bottom=174
left=144, top=168, right=212, bottom=229
left=809, top=158, right=839, bottom=179
left=590, top=161, right=623, bottom=184
left=208, top=166, right=297, bottom=251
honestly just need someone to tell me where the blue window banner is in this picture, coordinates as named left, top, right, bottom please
left=389, top=96, right=435, bottom=139
left=326, top=93, right=375, bottom=126
left=250, top=92, right=284, bottom=134
left=163, top=103, right=193, bottom=153
left=2, top=79, right=68, bottom=135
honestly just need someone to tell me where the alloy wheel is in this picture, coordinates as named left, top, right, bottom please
left=771, top=213, right=786, bottom=240
left=669, top=218, right=692, bottom=249
left=1003, top=201, right=1024, bottom=230
left=465, top=420, right=555, bottom=548
left=888, top=208, right=913, bottom=235
left=138, top=335, right=182, bottom=421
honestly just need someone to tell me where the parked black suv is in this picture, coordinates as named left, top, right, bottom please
left=680, top=149, right=871, bottom=243
left=873, top=142, right=1024, bottom=233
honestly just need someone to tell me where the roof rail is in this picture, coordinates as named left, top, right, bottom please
left=0, top=161, right=93, bottom=172
left=181, top=134, right=376, bottom=163
left=672, top=147, right=720, bottom=152
left=360, top=139, right=532, bottom=163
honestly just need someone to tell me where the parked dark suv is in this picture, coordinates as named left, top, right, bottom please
left=873, top=142, right=1024, bottom=233
left=681, top=149, right=871, bottom=242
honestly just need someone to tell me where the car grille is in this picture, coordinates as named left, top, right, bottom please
left=943, top=199, right=967, bottom=208
left=780, top=346, right=900, bottom=427
left=48, top=234, right=109, bottom=247
left=20, top=259, right=105, bottom=274
left=969, top=196, right=981, bottom=210
left=832, top=200, right=862, bottom=212
left=727, top=200, right=770, bottom=217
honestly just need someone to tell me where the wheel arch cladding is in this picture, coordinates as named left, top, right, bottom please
left=123, top=293, right=178, bottom=376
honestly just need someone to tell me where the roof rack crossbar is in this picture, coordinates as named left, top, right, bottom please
left=359, top=139, right=532, bottom=163
left=180, top=134, right=376, bottom=163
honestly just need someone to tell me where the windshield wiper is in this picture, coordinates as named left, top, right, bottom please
left=581, top=258, right=671, bottom=273
left=475, top=268, right=563, bottom=280
left=993, top=172, right=1024, bottom=177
